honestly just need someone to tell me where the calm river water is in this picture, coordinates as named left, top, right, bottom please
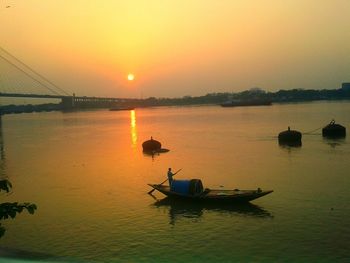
left=0, top=101, right=349, bottom=262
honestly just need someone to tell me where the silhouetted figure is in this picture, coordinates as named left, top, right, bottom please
left=167, top=168, right=175, bottom=186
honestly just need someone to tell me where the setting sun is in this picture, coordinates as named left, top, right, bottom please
left=127, top=73, right=135, bottom=81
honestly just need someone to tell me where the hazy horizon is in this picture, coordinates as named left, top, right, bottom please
left=1, top=1, right=350, bottom=98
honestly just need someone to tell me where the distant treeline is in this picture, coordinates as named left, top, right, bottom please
left=1, top=87, right=350, bottom=114
left=125, top=86, right=350, bottom=107
left=0, top=103, right=62, bottom=114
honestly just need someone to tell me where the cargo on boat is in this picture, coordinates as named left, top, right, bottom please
left=148, top=179, right=273, bottom=203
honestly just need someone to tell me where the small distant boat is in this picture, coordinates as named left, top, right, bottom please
left=142, top=137, right=162, bottom=152
left=109, top=107, right=135, bottom=111
left=220, top=99, right=272, bottom=107
left=148, top=179, right=273, bottom=203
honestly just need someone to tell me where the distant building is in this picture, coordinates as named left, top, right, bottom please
left=341, top=83, right=350, bottom=91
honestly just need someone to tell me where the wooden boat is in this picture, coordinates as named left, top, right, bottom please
left=148, top=181, right=273, bottom=203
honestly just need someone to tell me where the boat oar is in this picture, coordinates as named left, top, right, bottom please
left=148, top=169, right=182, bottom=194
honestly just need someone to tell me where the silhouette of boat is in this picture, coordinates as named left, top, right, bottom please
left=148, top=179, right=273, bottom=203
left=142, top=137, right=170, bottom=155
left=220, top=99, right=272, bottom=107
left=322, top=120, right=346, bottom=138
left=142, top=137, right=161, bottom=152
left=278, top=126, right=302, bottom=147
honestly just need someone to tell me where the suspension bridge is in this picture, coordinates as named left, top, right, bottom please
left=0, top=46, right=131, bottom=113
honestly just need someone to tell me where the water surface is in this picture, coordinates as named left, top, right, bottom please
left=0, top=101, right=349, bottom=262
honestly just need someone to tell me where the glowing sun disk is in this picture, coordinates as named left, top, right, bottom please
left=127, top=73, right=135, bottom=81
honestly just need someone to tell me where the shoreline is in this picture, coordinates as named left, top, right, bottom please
left=1, top=98, right=350, bottom=116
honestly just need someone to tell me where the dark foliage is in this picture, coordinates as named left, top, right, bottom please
left=0, top=179, right=37, bottom=238
left=0, top=179, right=12, bottom=193
left=0, top=202, right=37, bottom=220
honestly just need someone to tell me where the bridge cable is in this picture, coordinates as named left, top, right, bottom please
left=0, top=54, right=61, bottom=96
left=0, top=46, right=71, bottom=96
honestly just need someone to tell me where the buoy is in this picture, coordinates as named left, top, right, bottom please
left=278, top=126, right=302, bottom=146
left=142, top=137, right=162, bottom=152
left=322, top=120, right=346, bottom=138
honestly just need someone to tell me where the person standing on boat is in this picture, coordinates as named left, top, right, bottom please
left=167, top=168, right=175, bottom=186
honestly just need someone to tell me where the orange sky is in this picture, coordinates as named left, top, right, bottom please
left=1, top=0, right=350, bottom=98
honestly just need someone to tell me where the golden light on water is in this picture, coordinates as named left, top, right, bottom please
left=130, top=110, right=137, bottom=147
left=127, top=73, right=135, bottom=81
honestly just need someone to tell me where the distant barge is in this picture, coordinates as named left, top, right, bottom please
left=109, top=107, right=135, bottom=111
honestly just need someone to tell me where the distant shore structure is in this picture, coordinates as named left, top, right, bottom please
left=220, top=98, right=272, bottom=107
left=109, top=107, right=135, bottom=111
left=341, top=83, right=350, bottom=91
left=1, top=82, right=350, bottom=114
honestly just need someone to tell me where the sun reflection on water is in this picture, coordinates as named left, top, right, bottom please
left=130, top=110, right=137, bottom=147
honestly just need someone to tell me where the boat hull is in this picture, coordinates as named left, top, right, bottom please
left=148, top=184, right=273, bottom=203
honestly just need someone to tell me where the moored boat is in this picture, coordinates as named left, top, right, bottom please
left=142, top=137, right=162, bottom=152
left=278, top=126, right=302, bottom=146
left=322, top=120, right=346, bottom=138
left=148, top=179, right=273, bottom=203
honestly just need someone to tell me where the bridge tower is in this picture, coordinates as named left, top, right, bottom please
left=61, top=93, right=75, bottom=109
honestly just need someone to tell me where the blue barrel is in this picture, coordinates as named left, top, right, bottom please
left=171, top=180, right=191, bottom=194
left=170, top=179, right=203, bottom=195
